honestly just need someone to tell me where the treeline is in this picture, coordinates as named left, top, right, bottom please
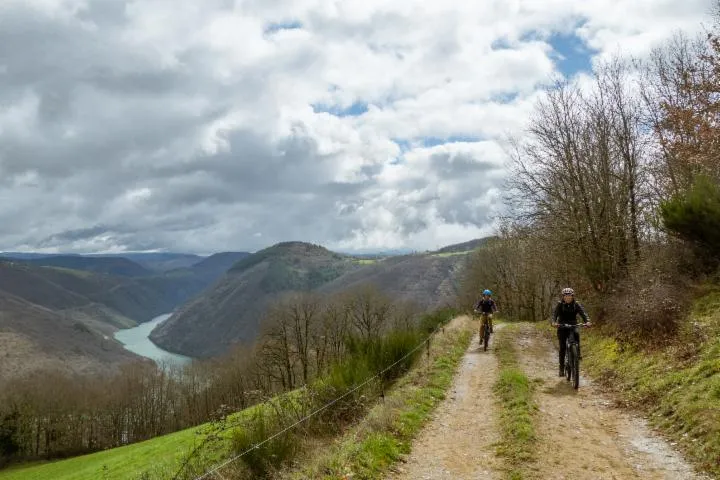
left=461, top=16, right=720, bottom=339
left=0, top=284, right=437, bottom=466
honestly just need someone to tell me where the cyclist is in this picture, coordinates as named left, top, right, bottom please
left=474, top=289, right=497, bottom=333
left=551, top=287, right=591, bottom=376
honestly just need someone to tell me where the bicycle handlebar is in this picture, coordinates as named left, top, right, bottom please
left=555, top=323, right=590, bottom=328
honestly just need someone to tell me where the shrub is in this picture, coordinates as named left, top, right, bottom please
left=228, top=324, right=430, bottom=475
left=601, top=243, right=693, bottom=344
left=231, top=407, right=300, bottom=478
left=418, top=307, right=458, bottom=333
left=661, top=174, right=720, bottom=266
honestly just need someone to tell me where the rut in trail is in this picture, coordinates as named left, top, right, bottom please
left=514, top=323, right=712, bottom=480
left=387, top=318, right=503, bottom=480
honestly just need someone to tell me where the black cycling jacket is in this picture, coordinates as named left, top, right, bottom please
left=474, top=298, right=497, bottom=314
left=552, top=300, right=589, bottom=325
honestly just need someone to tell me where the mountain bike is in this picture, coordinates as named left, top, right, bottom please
left=475, top=310, right=492, bottom=351
left=557, top=323, right=590, bottom=389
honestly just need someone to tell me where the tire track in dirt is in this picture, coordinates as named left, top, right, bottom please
left=387, top=317, right=502, bottom=480
left=514, top=323, right=712, bottom=480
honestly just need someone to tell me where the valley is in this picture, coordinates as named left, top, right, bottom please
left=0, top=241, right=474, bottom=378
left=0, top=251, right=250, bottom=381
left=151, top=241, right=472, bottom=358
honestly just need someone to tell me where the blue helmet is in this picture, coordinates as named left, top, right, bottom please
left=483, top=289, right=492, bottom=296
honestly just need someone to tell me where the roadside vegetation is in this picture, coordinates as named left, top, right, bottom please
left=457, top=7, right=720, bottom=478
left=280, top=310, right=470, bottom=480
left=0, top=302, right=461, bottom=480
left=582, top=285, right=720, bottom=477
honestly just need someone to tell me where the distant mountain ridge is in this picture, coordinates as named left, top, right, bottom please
left=21, top=255, right=153, bottom=277
left=150, top=242, right=360, bottom=357
left=150, top=239, right=485, bottom=358
left=0, top=252, right=207, bottom=272
left=434, top=237, right=494, bottom=254
left=0, top=239, right=484, bottom=373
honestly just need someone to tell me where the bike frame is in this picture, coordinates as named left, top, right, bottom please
left=475, top=311, right=492, bottom=351
left=557, top=323, right=588, bottom=389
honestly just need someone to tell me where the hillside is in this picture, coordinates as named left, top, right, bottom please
left=149, top=240, right=482, bottom=358
left=150, top=242, right=360, bottom=357
left=0, top=256, right=243, bottom=379
left=106, top=253, right=205, bottom=272
left=318, top=251, right=467, bottom=309
left=434, top=237, right=494, bottom=254
left=0, top=290, right=142, bottom=381
left=0, top=260, right=193, bottom=323
left=185, top=251, right=251, bottom=282
left=22, top=255, right=152, bottom=277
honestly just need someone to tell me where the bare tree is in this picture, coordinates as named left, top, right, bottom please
left=343, top=284, right=394, bottom=340
left=286, top=292, right=321, bottom=385
left=507, top=58, right=649, bottom=292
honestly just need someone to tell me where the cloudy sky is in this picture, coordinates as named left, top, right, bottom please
left=0, top=0, right=713, bottom=254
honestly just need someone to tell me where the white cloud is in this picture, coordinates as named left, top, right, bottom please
left=0, top=0, right=714, bottom=253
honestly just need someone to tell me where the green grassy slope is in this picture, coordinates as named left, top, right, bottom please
left=0, top=401, right=267, bottom=480
left=582, top=286, right=720, bottom=477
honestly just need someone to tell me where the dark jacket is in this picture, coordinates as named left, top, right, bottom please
left=552, top=300, right=589, bottom=325
left=474, top=298, right=497, bottom=314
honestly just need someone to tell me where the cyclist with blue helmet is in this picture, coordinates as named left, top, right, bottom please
left=474, top=289, right=497, bottom=334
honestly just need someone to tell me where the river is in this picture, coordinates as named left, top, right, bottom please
left=114, top=313, right=192, bottom=366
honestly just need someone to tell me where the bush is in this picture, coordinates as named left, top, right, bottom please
left=231, top=407, right=300, bottom=478
left=345, top=330, right=425, bottom=380
left=308, top=329, right=425, bottom=429
left=418, top=307, right=458, bottom=333
left=0, top=410, right=20, bottom=464
left=661, top=174, right=720, bottom=266
left=228, top=326, right=430, bottom=475
left=600, top=243, right=692, bottom=344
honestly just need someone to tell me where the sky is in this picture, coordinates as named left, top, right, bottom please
left=0, top=0, right=714, bottom=254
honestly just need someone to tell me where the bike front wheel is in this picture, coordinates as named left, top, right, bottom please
left=565, top=346, right=572, bottom=381
left=571, top=343, right=580, bottom=389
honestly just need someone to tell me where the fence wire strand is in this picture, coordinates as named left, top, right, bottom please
left=191, top=324, right=442, bottom=480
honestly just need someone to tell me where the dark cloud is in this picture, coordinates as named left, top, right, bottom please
left=38, top=225, right=111, bottom=246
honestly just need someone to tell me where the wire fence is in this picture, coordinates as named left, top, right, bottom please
left=185, top=323, right=444, bottom=480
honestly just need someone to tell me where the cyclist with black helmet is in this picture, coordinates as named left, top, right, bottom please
left=474, top=289, right=497, bottom=333
left=551, top=287, right=592, bottom=377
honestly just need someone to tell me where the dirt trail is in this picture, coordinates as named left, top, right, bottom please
left=387, top=317, right=503, bottom=480
left=514, top=323, right=711, bottom=480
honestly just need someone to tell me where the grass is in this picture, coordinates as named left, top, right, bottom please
left=0, top=396, right=286, bottom=480
left=0, top=425, right=209, bottom=480
left=492, top=324, right=538, bottom=480
left=582, top=286, right=720, bottom=478
left=354, top=259, right=378, bottom=265
left=0, top=316, right=467, bottom=480
left=430, top=251, right=473, bottom=258
left=282, top=321, right=472, bottom=479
